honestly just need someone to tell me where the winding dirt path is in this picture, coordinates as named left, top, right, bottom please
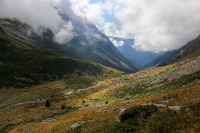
left=65, top=81, right=101, bottom=95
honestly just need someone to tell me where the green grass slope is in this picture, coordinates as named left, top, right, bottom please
left=0, top=30, right=123, bottom=89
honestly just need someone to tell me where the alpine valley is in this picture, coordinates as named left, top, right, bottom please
left=0, top=2, right=200, bottom=133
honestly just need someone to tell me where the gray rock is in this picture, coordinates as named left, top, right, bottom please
left=116, top=108, right=126, bottom=123
left=168, top=106, right=182, bottom=110
left=68, top=121, right=85, bottom=130
left=141, top=103, right=182, bottom=110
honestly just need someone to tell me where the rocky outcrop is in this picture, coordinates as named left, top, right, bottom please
left=68, top=121, right=85, bottom=130
left=132, top=57, right=200, bottom=90
left=150, top=58, right=200, bottom=84
left=116, top=108, right=126, bottom=123
left=141, top=103, right=182, bottom=111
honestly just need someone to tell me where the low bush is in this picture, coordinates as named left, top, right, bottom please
left=148, top=110, right=179, bottom=133
left=147, top=102, right=200, bottom=133
left=107, top=105, right=158, bottom=133
left=45, top=99, right=51, bottom=107
left=120, top=105, right=158, bottom=125
left=107, top=123, right=140, bottom=133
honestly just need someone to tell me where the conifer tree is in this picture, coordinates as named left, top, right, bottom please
left=45, top=99, right=51, bottom=107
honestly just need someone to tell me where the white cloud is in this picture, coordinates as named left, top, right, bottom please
left=109, top=38, right=124, bottom=47
left=54, top=21, right=75, bottom=44
left=69, top=0, right=104, bottom=25
left=105, top=22, right=132, bottom=38
left=0, top=0, right=75, bottom=44
left=69, top=0, right=200, bottom=52
left=1, top=0, right=200, bottom=51
left=112, top=0, right=200, bottom=52
left=0, top=0, right=62, bottom=31
left=69, top=0, right=115, bottom=27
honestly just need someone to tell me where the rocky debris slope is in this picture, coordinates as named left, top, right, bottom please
left=132, top=57, right=200, bottom=90
left=150, top=58, right=200, bottom=84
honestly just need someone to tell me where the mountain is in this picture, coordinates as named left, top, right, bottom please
left=0, top=27, right=123, bottom=89
left=108, top=37, right=162, bottom=68
left=1, top=18, right=200, bottom=132
left=169, top=34, right=200, bottom=63
left=145, top=34, right=200, bottom=68
left=144, top=50, right=178, bottom=68
left=0, top=18, right=137, bottom=73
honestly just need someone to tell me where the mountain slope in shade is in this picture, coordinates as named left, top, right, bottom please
left=0, top=18, right=137, bottom=73
left=145, top=34, right=200, bottom=68
left=109, top=37, right=162, bottom=68
left=144, top=50, right=178, bottom=68
left=0, top=28, right=123, bottom=88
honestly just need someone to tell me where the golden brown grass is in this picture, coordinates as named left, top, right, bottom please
left=6, top=82, right=200, bottom=133
left=1, top=61, right=200, bottom=132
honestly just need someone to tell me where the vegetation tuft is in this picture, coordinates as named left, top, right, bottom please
left=108, top=105, right=158, bottom=133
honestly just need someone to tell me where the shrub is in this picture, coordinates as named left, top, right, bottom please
left=146, top=102, right=200, bottom=133
left=61, top=105, right=65, bottom=109
left=61, top=104, right=72, bottom=110
left=148, top=110, right=181, bottom=133
left=120, top=105, right=158, bottom=125
left=85, top=104, right=89, bottom=107
left=107, top=105, right=158, bottom=133
left=66, top=106, right=72, bottom=110
left=107, top=123, right=140, bottom=133
left=45, top=99, right=51, bottom=107
left=189, top=102, right=200, bottom=116
left=82, top=100, right=86, bottom=103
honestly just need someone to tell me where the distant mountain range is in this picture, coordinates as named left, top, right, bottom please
left=108, top=37, right=163, bottom=68
left=145, top=34, right=200, bottom=68
left=0, top=18, right=137, bottom=73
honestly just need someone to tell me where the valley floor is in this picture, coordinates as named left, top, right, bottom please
left=1, top=56, right=200, bottom=133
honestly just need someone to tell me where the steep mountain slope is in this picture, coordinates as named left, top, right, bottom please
left=109, top=37, right=162, bottom=68
left=145, top=34, right=200, bottom=68
left=0, top=18, right=137, bottom=73
left=0, top=28, right=123, bottom=89
left=144, top=50, right=178, bottom=68
left=169, top=34, right=200, bottom=63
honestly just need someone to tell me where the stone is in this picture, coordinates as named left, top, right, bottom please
left=116, top=108, right=126, bottom=123
left=68, top=121, right=85, bottom=130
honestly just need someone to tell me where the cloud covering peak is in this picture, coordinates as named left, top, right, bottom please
left=109, top=38, right=124, bottom=47
left=69, top=0, right=200, bottom=52
left=0, top=0, right=200, bottom=52
left=0, top=0, right=76, bottom=44
left=114, top=0, right=200, bottom=52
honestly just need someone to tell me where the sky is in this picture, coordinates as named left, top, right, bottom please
left=0, top=0, right=200, bottom=52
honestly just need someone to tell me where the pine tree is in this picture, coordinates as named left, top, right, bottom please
left=45, top=99, right=51, bottom=107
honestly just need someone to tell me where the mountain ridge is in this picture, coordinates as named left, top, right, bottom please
left=144, top=34, right=200, bottom=68
left=0, top=28, right=123, bottom=89
left=0, top=18, right=137, bottom=73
